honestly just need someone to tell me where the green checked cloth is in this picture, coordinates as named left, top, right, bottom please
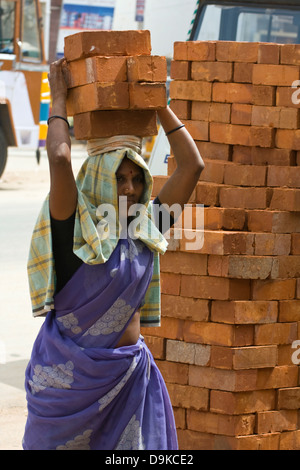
left=27, top=148, right=168, bottom=326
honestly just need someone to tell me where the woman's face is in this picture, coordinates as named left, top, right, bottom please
left=116, top=157, right=145, bottom=211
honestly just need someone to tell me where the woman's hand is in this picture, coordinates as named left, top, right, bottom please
left=48, top=58, right=69, bottom=105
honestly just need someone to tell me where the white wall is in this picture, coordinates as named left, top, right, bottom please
left=112, top=0, right=197, bottom=58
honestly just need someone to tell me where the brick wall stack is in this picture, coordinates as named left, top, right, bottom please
left=64, top=30, right=167, bottom=140
left=141, top=41, right=300, bottom=450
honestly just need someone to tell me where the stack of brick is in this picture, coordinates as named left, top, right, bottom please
left=64, top=30, right=167, bottom=140
left=141, top=41, right=300, bottom=450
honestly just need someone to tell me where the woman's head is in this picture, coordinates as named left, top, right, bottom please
left=116, top=156, right=145, bottom=211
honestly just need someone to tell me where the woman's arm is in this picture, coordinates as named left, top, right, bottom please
left=47, top=59, right=77, bottom=220
left=156, top=106, right=204, bottom=209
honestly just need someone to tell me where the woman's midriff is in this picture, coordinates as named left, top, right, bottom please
left=115, top=311, right=141, bottom=348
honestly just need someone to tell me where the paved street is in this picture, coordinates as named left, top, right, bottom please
left=0, top=144, right=87, bottom=450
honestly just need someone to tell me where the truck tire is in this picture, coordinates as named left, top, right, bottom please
left=0, top=128, right=8, bottom=178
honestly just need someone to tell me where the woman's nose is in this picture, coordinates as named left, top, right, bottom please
left=124, top=180, right=134, bottom=194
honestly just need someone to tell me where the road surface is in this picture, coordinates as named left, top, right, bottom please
left=0, top=144, right=87, bottom=450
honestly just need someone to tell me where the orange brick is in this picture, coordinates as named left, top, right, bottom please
left=252, top=279, right=296, bottom=300
left=141, top=317, right=184, bottom=341
left=161, top=294, right=209, bottom=322
left=170, top=60, right=191, bottom=80
left=280, top=430, right=300, bottom=451
left=211, top=300, right=278, bottom=325
left=129, top=82, right=167, bottom=109
left=182, top=119, right=209, bottom=141
left=270, top=188, right=300, bottom=212
left=252, top=64, right=300, bottom=86
left=276, top=129, right=300, bottom=150
left=64, top=30, right=152, bottom=61
left=251, top=105, right=280, bottom=127
left=251, top=147, right=296, bottom=166
left=231, top=104, right=252, bottom=125
left=275, top=255, right=300, bottom=279
left=291, top=234, right=300, bottom=254
left=187, top=409, right=255, bottom=436
left=187, top=41, right=216, bottom=61
left=224, top=163, right=266, bottom=186
left=279, top=300, right=300, bottom=322
left=211, top=345, right=277, bottom=370
left=268, top=166, right=300, bottom=188
left=256, top=410, right=298, bottom=434
left=180, top=275, right=251, bottom=300
left=183, top=321, right=253, bottom=347
left=156, top=358, right=188, bottom=384
left=143, top=335, right=165, bottom=359
left=256, top=365, right=299, bottom=389
left=169, top=100, right=191, bottom=119
left=204, top=207, right=245, bottom=231
left=67, top=82, right=129, bottom=115
left=66, top=56, right=127, bottom=88
left=280, top=44, right=300, bottom=65
left=191, top=61, right=232, bottom=82
left=252, top=85, right=276, bottom=106
left=73, top=109, right=157, bottom=139
left=189, top=365, right=258, bottom=391
left=216, top=41, right=259, bottom=63
left=160, top=251, right=207, bottom=276
left=278, top=388, right=300, bottom=410
left=177, top=430, right=215, bottom=450
left=173, top=41, right=188, bottom=60
left=233, top=63, right=253, bottom=83
left=196, top=142, right=232, bottom=161
left=258, top=43, right=280, bottom=64
left=170, top=80, right=212, bottom=101
left=167, top=383, right=209, bottom=411
left=210, top=390, right=276, bottom=415
left=219, top=187, right=272, bottom=209
left=213, top=82, right=253, bottom=104
left=127, top=55, right=167, bottom=82
left=276, top=86, right=299, bottom=107
left=255, top=323, right=297, bottom=345
left=247, top=210, right=300, bottom=234
left=161, top=272, right=181, bottom=295
left=210, top=123, right=275, bottom=148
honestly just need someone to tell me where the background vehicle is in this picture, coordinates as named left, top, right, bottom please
left=149, top=0, right=300, bottom=175
left=0, top=0, right=62, bottom=178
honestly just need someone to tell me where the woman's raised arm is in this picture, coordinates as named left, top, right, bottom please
left=47, top=59, right=77, bottom=220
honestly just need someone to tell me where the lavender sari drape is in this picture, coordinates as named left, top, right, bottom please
left=23, top=238, right=178, bottom=450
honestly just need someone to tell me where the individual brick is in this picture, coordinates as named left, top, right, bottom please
left=247, top=210, right=300, bottom=234
left=212, top=82, right=253, bottom=104
left=73, top=110, right=158, bottom=139
left=173, top=41, right=216, bottom=61
left=267, top=166, right=300, bottom=188
left=196, top=142, right=232, bottom=161
left=170, top=60, right=191, bottom=80
left=279, top=300, right=300, bottom=322
left=127, top=55, right=167, bottom=82
left=258, top=43, right=280, bottom=64
left=252, top=64, right=300, bottom=86
left=161, top=295, right=209, bottom=322
left=216, top=41, right=259, bottom=63
left=254, top=233, right=291, bottom=256
left=252, top=279, right=296, bottom=300
left=167, top=383, right=209, bottom=411
left=170, top=80, right=212, bottom=101
left=270, top=188, right=300, bottom=212
left=251, top=105, right=280, bottom=127
left=276, top=129, right=300, bottom=150
left=187, top=409, right=255, bottom=437
left=211, top=300, right=278, bottom=325
left=66, top=56, right=127, bottom=88
left=276, top=86, right=299, bottom=108
left=280, top=44, right=300, bottom=65
left=210, top=345, right=278, bottom=370
left=210, top=390, right=276, bottom=415
left=64, top=30, right=152, bottom=61
left=231, top=104, right=252, bottom=125
left=210, top=123, right=275, bottom=148
left=169, top=100, right=191, bottom=119
left=166, top=339, right=211, bottom=366
left=180, top=275, right=251, bottom=300
left=129, top=82, right=167, bottom=109
left=256, top=410, right=298, bottom=434
left=189, top=365, right=258, bottom=392
left=66, top=82, right=129, bottom=115
left=204, top=207, right=246, bottom=231
left=223, top=163, right=266, bottom=187
left=256, top=365, right=299, bottom=389
left=233, top=63, right=253, bottom=83
left=255, top=323, right=298, bottom=345
left=183, top=320, right=253, bottom=347
left=181, top=120, right=209, bottom=141
left=219, top=186, right=272, bottom=210
left=208, top=255, right=277, bottom=280
left=191, top=61, right=233, bottom=82
left=277, top=387, right=300, bottom=410
left=252, top=85, right=276, bottom=106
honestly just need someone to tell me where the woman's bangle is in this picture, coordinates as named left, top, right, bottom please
left=165, top=124, right=185, bottom=136
left=47, top=115, right=70, bottom=128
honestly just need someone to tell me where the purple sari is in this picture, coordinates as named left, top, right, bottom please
left=23, top=238, right=178, bottom=450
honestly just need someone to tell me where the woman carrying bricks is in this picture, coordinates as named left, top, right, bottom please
left=23, top=57, right=204, bottom=450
